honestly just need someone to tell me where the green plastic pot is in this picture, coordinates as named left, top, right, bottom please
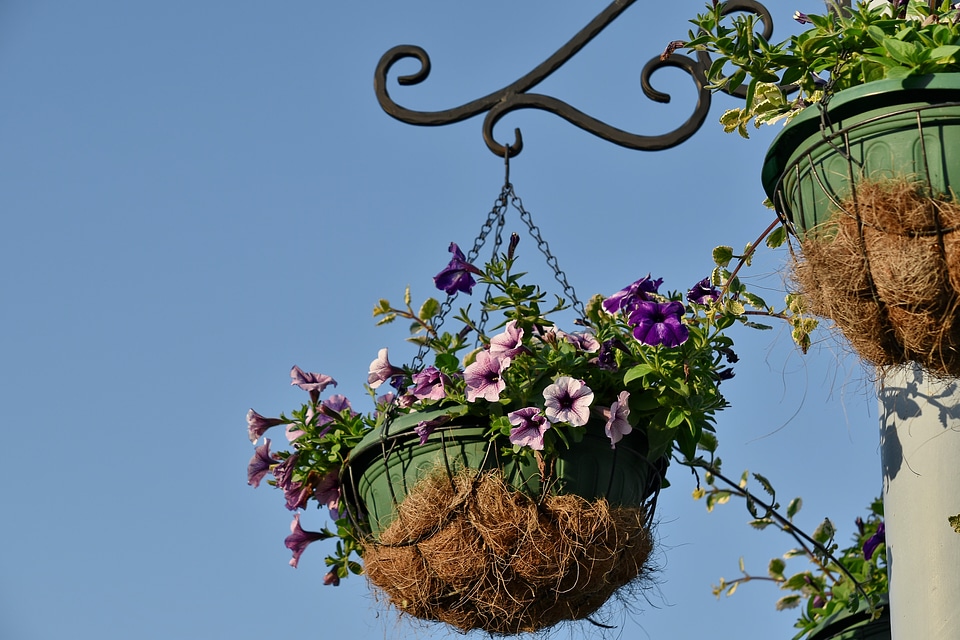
left=806, top=597, right=890, bottom=640
left=761, top=74, right=960, bottom=238
left=340, top=406, right=660, bottom=537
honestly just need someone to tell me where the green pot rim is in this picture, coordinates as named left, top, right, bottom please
left=761, top=73, right=960, bottom=201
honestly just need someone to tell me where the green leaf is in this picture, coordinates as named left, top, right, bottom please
left=765, top=224, right=787, bottom=249
left=882, top=37, right=922, bottom=66
left=930, top=44, right=960, bottom=62
left=813, top=518, right=836, bottom=545
left=768, top=557, right=786, bottom=580
left=624, top=363, right=655, bottom=384
left=403, top=286, right=412, bottom=306
left=776, top=595, right=801, bottom=611
left=787, top=497, right=803, bottom=520
left=713, top=245, right=734, bottom=268
left=418, top=298, right=440, bottom=321
left=666, top=407, right=686, bottom=429
left=434, top=352, right=460, bottom=373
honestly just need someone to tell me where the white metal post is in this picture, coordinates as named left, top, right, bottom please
left=880, top=364, right=960, bottom=639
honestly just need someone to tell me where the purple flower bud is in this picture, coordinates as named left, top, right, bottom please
left=794, top=11, right=812, bottom=24
left=323, top=569, right=341, bottom=586
left=863, top=522, right=886, bottom=560
left=660, top=39, right=686, bottom=62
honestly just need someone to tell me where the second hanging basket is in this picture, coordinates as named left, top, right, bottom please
left=762, top=74, right=960, bottom=375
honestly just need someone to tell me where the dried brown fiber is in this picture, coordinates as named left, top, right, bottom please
left=362, top=469, right=652, bottom=635
left=792, top=178, right=960, bottom=375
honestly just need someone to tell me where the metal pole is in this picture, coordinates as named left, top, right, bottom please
left=880, top=364, right=960, bottom=639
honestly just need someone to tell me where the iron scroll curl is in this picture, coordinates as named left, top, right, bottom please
left=374, top=0, right=776, bottom=156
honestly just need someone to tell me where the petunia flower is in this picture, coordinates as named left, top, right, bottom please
left=508, top=407, right=551, bottom=450
left=464, top=352, right=511, bottom=402
left=274, top=454, right=311, bottom=511
left=628, top=300, right=690, bottom=347
left=863, top=522, right=886, bottom=561
left=489, top=320, right=527, bottom=359
left=314, top=469, right=340, bottom=519
left=543, top=376, right=594, bottom=426
left=322, top=394, right=354, bottom=415
left=687, top=277, right=720, bottom=305
left=247, top=438, right=276, bottom=488
left=433, top=242, right=482, bottom=295
left=285, top=513, right=331, bottom=568
left=602, top=275, right=663, bottom=315
left=247, top=408, right=287, bottom=443
left=413, top=414, right=451, bottom=444
left=565, top=331, right=600, bottom=353
left=793, top=10, right=812, bottom=24
left=285, top=423, right=305, bottom=442
left=601, top=391, right=632, bottom=448
left=290, top=365, right=337, bottom=398
left=596, top=338, right=625, bottom=371
left=367, top=348, right=404, bottom=389
left=410, top=366, right=449, bottom=401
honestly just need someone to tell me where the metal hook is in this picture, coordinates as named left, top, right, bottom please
left=503, top=144, right=511, bottom=188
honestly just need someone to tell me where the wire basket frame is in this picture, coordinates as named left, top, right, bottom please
left=771, top=100, right=960, bottom=238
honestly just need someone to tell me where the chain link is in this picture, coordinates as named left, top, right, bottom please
left=409, top=162, right=584, bottom=371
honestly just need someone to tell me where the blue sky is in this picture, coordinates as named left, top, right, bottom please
left=1, top=2, right=882, bottom=639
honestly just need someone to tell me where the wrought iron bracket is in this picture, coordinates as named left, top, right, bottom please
left=375, top=0, right=775, bottom=157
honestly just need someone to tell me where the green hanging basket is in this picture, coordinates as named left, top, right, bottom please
left=807, top=597, right=891, bottom=640
left=340, top=406, right=661, bottom=537
left=761, top=74, right=960, bottom=238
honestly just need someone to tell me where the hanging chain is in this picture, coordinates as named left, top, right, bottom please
left=408, top=148, right=585, bottom=373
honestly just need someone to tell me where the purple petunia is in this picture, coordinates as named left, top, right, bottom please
left=247, top=408, right=287, bottom=443
left=285, top=513, right=331, bottom=568
left=543, top=376, right=594, bottom=426
left=464, top=351, right=511, bottom=402
left=508, top=407, right=551, bottom=450
left=367, top=348, right=404, bottom=389
left=687, top=277, right=721, bottom=305
left=274, top=454, right=311, bottom=511
left=247, top=438, right=276, bottom=488
left=628, top=300, right=690, bottom=347
left=434, top=242, right=482, bottom=295
left=863, top=522, right=886, bottom=561
left=602, top=391, right=632, bottom=448
left=602, top=275, right=663, bottom=315
left=489, top=320, right=526, bottom=359
left=793, top=11, right=812, bottom=24
left=565, top=331, right=600, bottom=353
left=314, top=469, right=340, bottom=519
left=410, top=366, right=449, bottom=401
left=596, top=338, right=625, bottom=371
left=413, top=414, right=452, bottom=445
left=290, top=365, right=337, bottom=397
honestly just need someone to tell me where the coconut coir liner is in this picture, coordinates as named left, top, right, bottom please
left=362, top=469, right=652, bottom=635
left=794, top=179, right=960, bottom=375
